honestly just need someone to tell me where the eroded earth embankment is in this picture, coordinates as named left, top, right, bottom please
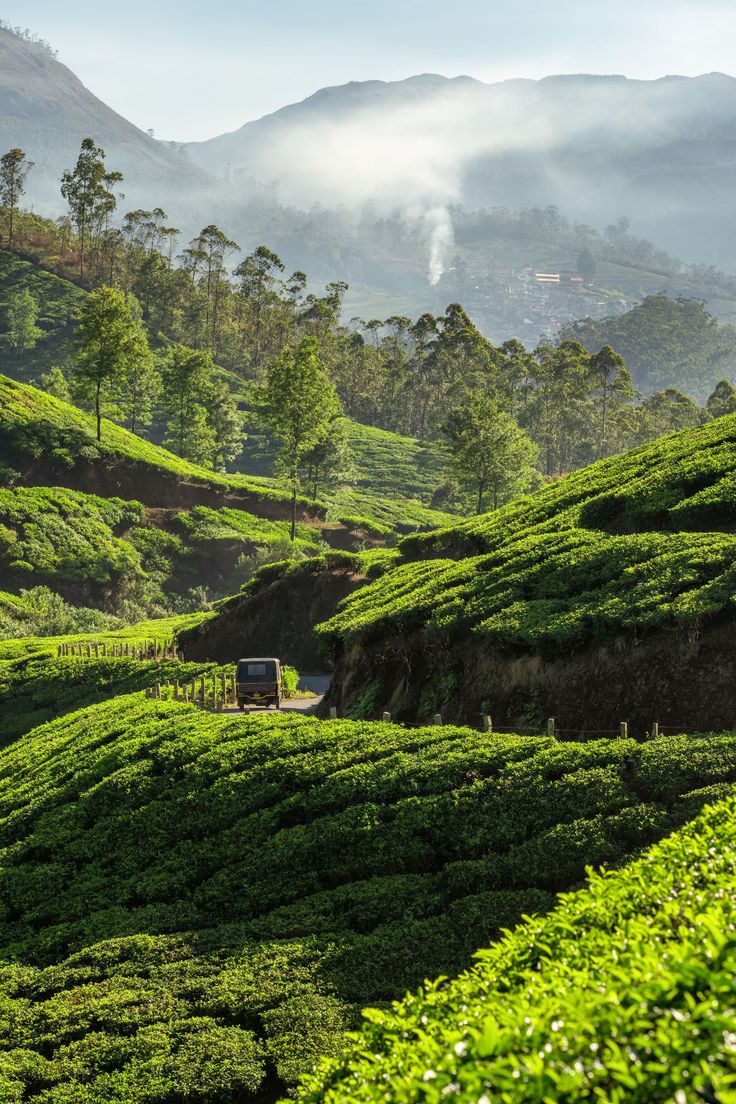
left=322, top=617, right=736, bottom=736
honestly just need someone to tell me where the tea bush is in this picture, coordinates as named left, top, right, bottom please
left=0, top=486, right=145, bottom=600
left=320, top=413, right=736, bottom=652
left=0, top=698, right=733, bottom=1099
left=300, top=790, right=736, bottom=1104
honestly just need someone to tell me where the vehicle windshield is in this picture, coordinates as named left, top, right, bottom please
left=237, top=660, right=277, bottom=682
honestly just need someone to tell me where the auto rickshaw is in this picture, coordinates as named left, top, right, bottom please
left=236, top=657, right=282, bottom=710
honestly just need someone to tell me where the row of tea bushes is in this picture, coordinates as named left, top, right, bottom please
left=0, top=698, right=733, bottom=1098
left=301, top=788, right=736, bottom=1103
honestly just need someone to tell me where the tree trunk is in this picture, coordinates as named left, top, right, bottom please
left=95, top=380, right=102, bottom=441
left=477, top=484, right=485, bottom=514
left=290, top=482, right=297, bottom=542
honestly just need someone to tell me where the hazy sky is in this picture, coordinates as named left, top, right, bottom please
left=5, top=0, right=735, bottom=140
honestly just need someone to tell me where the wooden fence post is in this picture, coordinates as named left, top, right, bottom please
left=154, top=682, right=160, bottom=700
left=329, top=707, right=337, bottom=719
left=651, top=722, right=659, bottom=739
left=231, top=672, right=237, bottom=705
left=382, top=711, right=391, bottom=722
left=620, top=721, right=628, bottom=739
left=547, top=717, right=556, bottom=738
left=482, top=714, right=492, bottom=733
left=433, top=713, right=442, bottom=726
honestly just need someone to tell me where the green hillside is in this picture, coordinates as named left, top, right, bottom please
left=0, top=247, right=456, bottom=536
left=0, top=374, right=305, bottom=509
left=318, top=412, right=736, bottom=725
left=0, top=695, right=733, bottom=1101
left=236, top=407, right=456, bottom=531
left=0, top=249, right=84, bottom=381
left=0, top=483, right=322, bottom=615
left=301, top=788, right=736, bottom=1104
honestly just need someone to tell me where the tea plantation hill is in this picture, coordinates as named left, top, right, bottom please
left=0, top=247, right=455, bottom=533
left=301, top=786, right=736, bottom=1104
left=0, top=374, right=453, bottom=627
left=317, top=410, right=736, bottom=733
left=0, top=250, right=84, bottom=383
left=0, top=689, right=734, bottom=1101
left=0, top=376, right=335, bottom=611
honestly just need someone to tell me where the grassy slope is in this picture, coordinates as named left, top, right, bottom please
left=0, top=374, right=300, bottom=504
left=0, top=696, right=734, bottom=1099
left=301, top=790, right=736, bottom=1104
left=0, top=484, right=322, bottom=612
left=319, top=412, right=736, bottom=653
left=238, top=407, right=456, bottom=531
left=0, top=249, right=84, bottom=382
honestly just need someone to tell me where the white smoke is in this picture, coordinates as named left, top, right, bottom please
left=424, top=205, right=454, bottom=284
left=189, top=72, right=735, bottom=279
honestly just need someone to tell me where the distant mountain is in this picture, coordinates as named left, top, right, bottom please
left=0, top=27, right=215, bottom=214
left=185, top=71, right=736, bottom=271
left=4, top=33, right=736, bottom=339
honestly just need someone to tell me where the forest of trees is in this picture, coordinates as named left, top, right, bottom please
left=2, top=138, right=736, bottom=517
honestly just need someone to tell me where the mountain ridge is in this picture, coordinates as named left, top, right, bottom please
left=0, top=26, right=215, bottom=214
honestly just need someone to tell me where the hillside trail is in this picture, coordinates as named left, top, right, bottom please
left=221, top=675, right=331, bottom=716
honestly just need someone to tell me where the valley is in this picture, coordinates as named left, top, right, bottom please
left=0, top=9, right=734, bottom=1103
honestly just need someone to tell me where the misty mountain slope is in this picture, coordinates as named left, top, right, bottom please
left=187, top=71, right=736, bottom=270
left=0, top=28, right=215, bottom=213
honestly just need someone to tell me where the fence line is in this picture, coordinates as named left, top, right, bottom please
left=363, top=709, right=699, bottom=740
left=57, top=638, right=183, bottom=661
left=145, top=670, right=238, bottom=713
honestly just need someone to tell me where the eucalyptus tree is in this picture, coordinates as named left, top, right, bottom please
left=0, top=147, right=33, bottom=247
left=260, top=336, right=340, bottom=538
left=442, top=391, right=538, bottom=513
left=73, top=287, right=151, bottom=441
left=61, top=139, right=123, bottom=279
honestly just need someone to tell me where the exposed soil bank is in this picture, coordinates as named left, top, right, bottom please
left=180, top=568, right=366, bottom=672
left=15, top=454, right=325, bottom=523
left=323, top=617, right=736, bottom=736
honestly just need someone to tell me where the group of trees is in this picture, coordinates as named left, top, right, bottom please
left=560, top=295, right=736, bottom=400
left=58, top=287, right=244, bottom=472
left=3, top=138, right=736, bottom=522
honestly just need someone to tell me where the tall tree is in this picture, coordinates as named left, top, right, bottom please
left=204, top=379, right=245, bottom=470
left=0, top=148, right=33, bottom=247
left=260, top=337, right=340, bottom=539
left=299, top=417, right=353, bottom=500
left=160, top=345, right=216, bottom=463
left=6, top=289, right=42, bottom=355
left=589, top=345, right=626, bottom=458
left=442, top=392, right=538, bottom=513
left=234, top=245, right=285, bottom=376
left=72, top=287, right=149, bottom=441
left=61, top=139, right=122, bottom=279
left=114, top=318, right=158, bottom=435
